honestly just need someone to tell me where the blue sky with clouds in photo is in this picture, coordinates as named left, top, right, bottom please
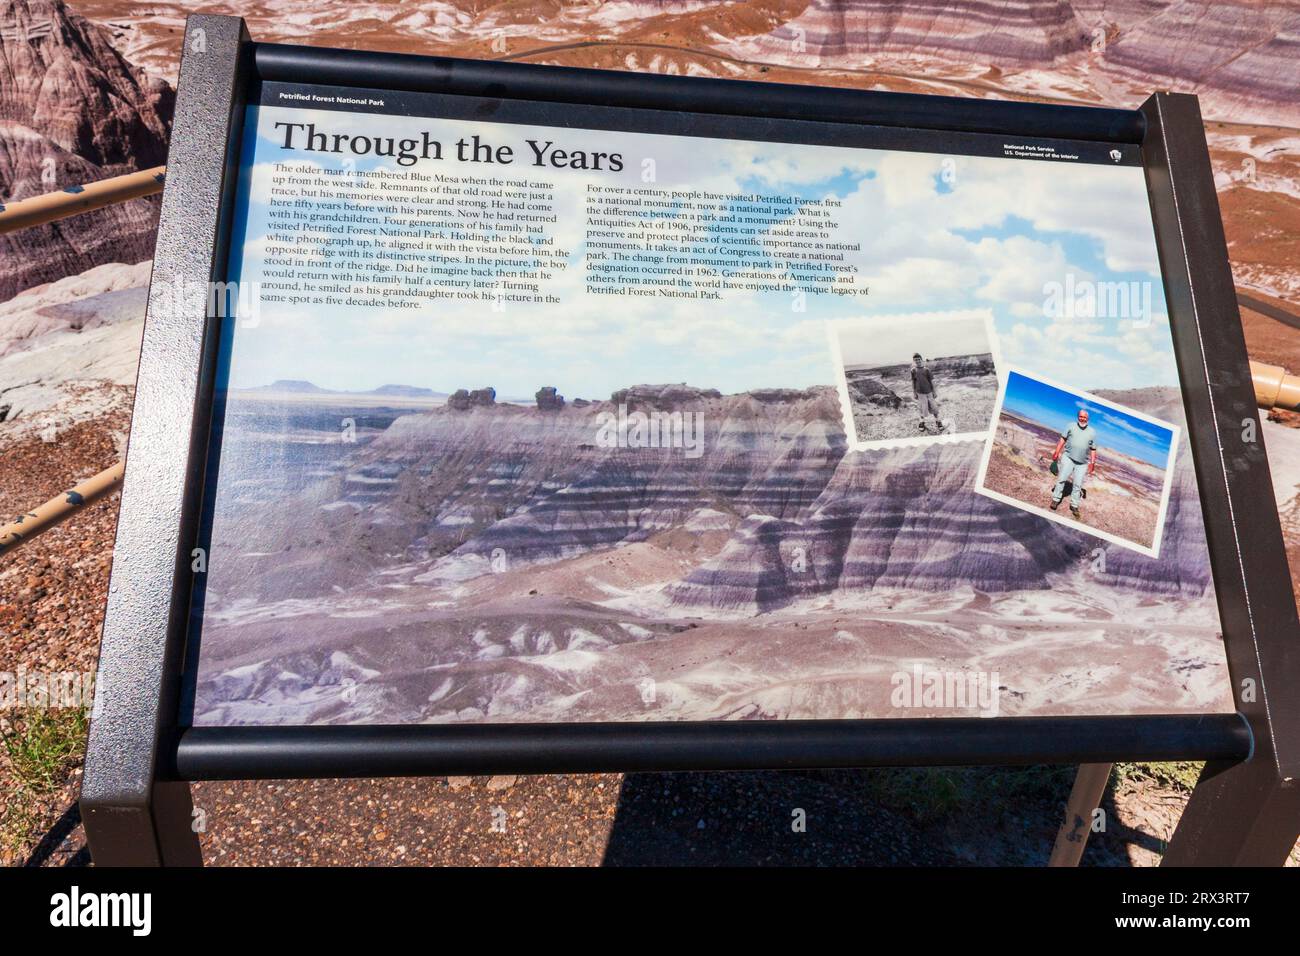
left=221, top=103, right=1179, bottom=403
left=1001, top=369, right=1175, bottom=468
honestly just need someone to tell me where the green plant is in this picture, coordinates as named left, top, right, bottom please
left=1, top=708, right=89, bottom=794
left=1114, top=761, right=1203, bottom=794
left=0, top=792, right=40, bottom=860
left=862, top=768, right=966, bottom=823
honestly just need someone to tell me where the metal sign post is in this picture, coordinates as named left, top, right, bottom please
left=79, top=14, right=250, bottom=867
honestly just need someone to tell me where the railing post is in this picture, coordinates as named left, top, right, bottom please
left=1048, top=763, right=1112, bottom=866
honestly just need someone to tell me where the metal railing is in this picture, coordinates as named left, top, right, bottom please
left=0, top=166, right=165, bottom=235
left=0, top=462, right=124, bottom=556
left=1, top=167, right=166, bottom=555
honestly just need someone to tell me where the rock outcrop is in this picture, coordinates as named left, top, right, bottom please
left=1098, top=3, right=1300, bottom=126
left=668, top=385, right=1211, bottom=611
left=0, top=259, right=148, bottom=429
left=929, top=354, right=997, bottom=379
left=65, top=0, right=1300, bottom=130
left=848, top=377, right=902, bottom=409
left=535, top=385, right=565, bottom=410
left=735, top=0, right=1300, bottom=126
left=610, top=383, right=723, bottom=408
left=750, top=387, right=823, bottom=404
left=0, top=259, right=149, bottom=358
left=0, top=0, right=173, bottom=299
left=770, top=0, right=1094, bottom=64
left=447, top=386, right=496, bottom=410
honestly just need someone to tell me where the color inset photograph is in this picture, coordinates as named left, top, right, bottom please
left=975, top=368, right=1180, bottom=557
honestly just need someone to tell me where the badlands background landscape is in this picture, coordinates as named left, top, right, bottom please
left=2, top=0, right=1299, bottom=865
left=194, top=380, right=1224, bottom=727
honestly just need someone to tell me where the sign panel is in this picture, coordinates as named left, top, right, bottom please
left=182, top=80, right=1234, bottom=727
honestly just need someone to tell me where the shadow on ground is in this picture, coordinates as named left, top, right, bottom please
left=26, top=764, right=1181, bottom=865
left=603, top=769, right=955, bottom=865
left=601, top=766, right=1130, bottom=867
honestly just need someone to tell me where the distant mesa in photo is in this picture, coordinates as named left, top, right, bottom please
left=371, top=383, right=445, bottom=398
left=252, top=379, right=328, bottom=394
left=242, top=379, right=447, bottom=400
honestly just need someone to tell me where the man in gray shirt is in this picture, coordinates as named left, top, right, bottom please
left=1050, top=408, right=1097, bottom=518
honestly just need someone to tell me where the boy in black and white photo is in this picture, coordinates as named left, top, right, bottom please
left=911, top=352, right=945, bottom=433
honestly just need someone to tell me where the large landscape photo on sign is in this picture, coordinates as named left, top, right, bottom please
left=186, top=90, right=1234, bottom=726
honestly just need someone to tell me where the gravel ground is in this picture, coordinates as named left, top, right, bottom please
left=0, top=405, right=129, bottom=671
left=1, top=402, right=130, bottom=866
left=192, top=771, right=959, bottom=867
left=176, top=767, right=1257, bottom=866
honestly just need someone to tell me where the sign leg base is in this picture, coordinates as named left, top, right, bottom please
left=81, top=781, right=203, bottom=867
left=1162, top=759, right=1300, bottom=866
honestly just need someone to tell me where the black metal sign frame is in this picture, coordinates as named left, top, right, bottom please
left=80, top=14, right=1300, bottom=866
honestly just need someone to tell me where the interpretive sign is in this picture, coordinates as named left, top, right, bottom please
left=79, top=14, right=1300, bottom=866
left=189, top=79, right=1227, bottom=726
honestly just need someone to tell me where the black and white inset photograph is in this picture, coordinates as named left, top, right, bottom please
left=829, top=310, right=1002, bottom=450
